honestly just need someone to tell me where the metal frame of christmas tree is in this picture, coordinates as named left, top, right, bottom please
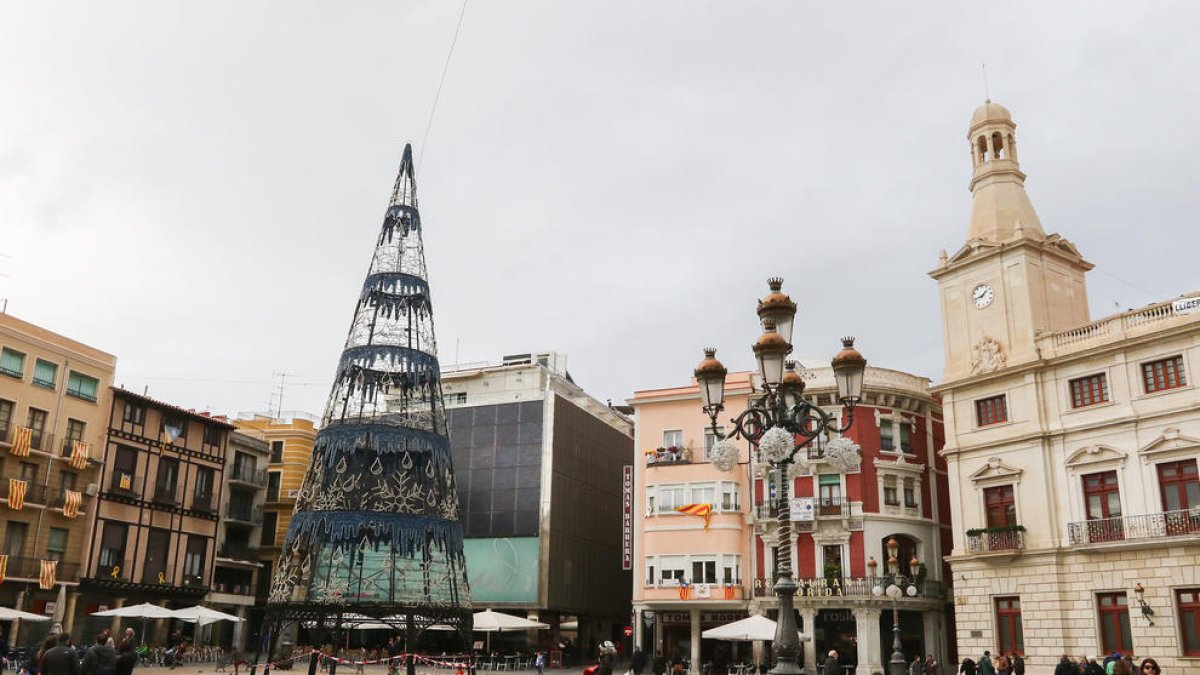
left=265, top=143, right=472, bottom=654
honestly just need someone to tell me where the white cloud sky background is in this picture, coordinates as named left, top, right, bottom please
left=1, top=2, right=1198, bottom=417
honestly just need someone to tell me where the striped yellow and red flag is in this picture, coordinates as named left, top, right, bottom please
left=63, top=490, right=82, bottom=518
left=10, top=427, right=32, bottom=456
left=678, top=580, right=691, bottom=600
left=39, top=559, right=57, bottom=590
left=724, top=583, right=736, bottom=600
left=70, top=440, right=89, bottom=469
left=8, top=479, right=27, bottom=510
left=118, top=472, right=132, bottom=490
left=673, top=503, right=713, bottom=529
left=0, top=554, right=7, bottom=584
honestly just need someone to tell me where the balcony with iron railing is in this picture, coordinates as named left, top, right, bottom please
left=0, top=480, right=49, bottom=506
left=152, top=482, right=181, bottom=506
left=228, top=465, right=268, bottom=488
left=965, top=527, right=1026, bottom=553
left=815, top=497, right=853, bottom=517
left=92, top=557, right=134, bottom=582
left=1068, top=509, right=1200, bottom=546
left=645, top=447, right=695, bottom=466
left=1, top=556, right=80, bottom=583
left=216, top=544, right=261, bottom=562
left=108, top=471, right=140, bottom=496
left=191, top=492, right=217, bottom=514
left=225, top=502, right=263, bottom=527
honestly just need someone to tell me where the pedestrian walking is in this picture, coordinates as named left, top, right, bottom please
left=112, top=643, right=136, bottom=675
left=959, top=656, right=977, bottom=675
left=40, top=635, right=79, bottom=675
left=631, top=650, right=647, bottom=675
left=81, top=634, right=116, bottom=675
left=822, top=651, right=839, bottom=675
left=653, top=651, right=668, bottom=675
left=994, top=654, right=1011, bottom=675
left=979, top=652, right=994, bottom=675
left=1010, top=653, right=1023, bottom=675
left=535, top=652, right=546, bottom=675
left=924, top=654, right=941, bottom=675
left=909, top=654, right=924, bottom=675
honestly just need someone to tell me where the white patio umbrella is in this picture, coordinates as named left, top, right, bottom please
left=91, top=603, right=181, bottom=644
left=429, top=609, right=549, bottom=652
left=702, top=615, right=806, bottom=642
left=0, top=607, right=52, bottom=622
left=174, top=606, right=244, bottom=627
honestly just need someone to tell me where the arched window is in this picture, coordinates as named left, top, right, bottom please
left=977, top=136, right=988, bottom=164
left=992, top=131, right=1005, bottom=159
left=1007, top=133, right=1016, bottom=161
left=879, top=534, right=920, bottom=576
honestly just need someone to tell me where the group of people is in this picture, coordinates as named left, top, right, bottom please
left=8, top=629, right=139, bottom=675
left=1052, top=653, right=1161, bottom=675
left=957, top=651, right=1164, bottom=675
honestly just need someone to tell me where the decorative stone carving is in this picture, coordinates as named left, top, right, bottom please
left=970, top=335, right=1007, bottom=375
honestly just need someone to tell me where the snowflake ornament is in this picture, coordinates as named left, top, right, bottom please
left=758, top=427, right=795, bottom=463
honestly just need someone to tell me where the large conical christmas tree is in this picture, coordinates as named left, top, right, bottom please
left=269, top=144, right=471, bottom=632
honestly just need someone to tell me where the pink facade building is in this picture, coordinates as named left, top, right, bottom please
left=630, top=365, right=952, bottom=675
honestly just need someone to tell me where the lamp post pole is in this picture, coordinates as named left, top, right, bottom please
left=693, top=279, right=868, bottom=675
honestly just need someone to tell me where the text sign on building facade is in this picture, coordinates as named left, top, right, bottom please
left=1173, top=296, right=1200, bottom=315
left=791, top=497, right=814, bottom=521
left=622, top=465, right=633, bottom=570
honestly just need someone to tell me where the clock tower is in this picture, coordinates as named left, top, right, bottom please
left=930, top=100, right=1093, bottom=383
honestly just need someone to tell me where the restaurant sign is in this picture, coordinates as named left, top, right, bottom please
left=658, top=611, right=746, bottom=626
left=622, top=465, right=634, bottom=570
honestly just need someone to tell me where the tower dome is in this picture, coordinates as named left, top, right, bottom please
left=965, top=100, right=1044, bottom=242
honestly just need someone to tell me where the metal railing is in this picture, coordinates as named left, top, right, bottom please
left=815, top=497, right=852, bottom=516
left=1, top=556, right=80, bottom=583
left=109, top=472, right=140, bottom=495
left=216, top=544, right=260, bottom=561
left=93, top=558, right=134, bottom=582
left=225, top=502, right=263, bottom=526
left=191, top=492, right=216, bottom=513
left=0, top=480, right=49, bottom=505
left=228, top=466, right=267, bottom=486
left=645, top=448, right=694, bottom=465
left=966, top=529, right=1025, bottom=553
left=1068, top=509, right=1200, bottom=545
left=152, top=483, right=180, bottom=505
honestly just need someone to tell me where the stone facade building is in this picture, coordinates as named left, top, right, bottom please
left=0, top=313, right=116, bottom=641
left=932, top=100, right=1200, bottom=670
left=630, top=362, right=949, bottom=675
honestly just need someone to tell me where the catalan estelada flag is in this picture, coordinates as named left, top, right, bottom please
left=118, top=472, right=132, bottom=490
left=724, top=583, right=736, bottom=600
left=674, top=503, right=713, bottom=529
left=10, top=427, right=32, bottom=456
left=70, top=440, right=89, bottom=469
left=63, top=490, right=82, bottom=518
left=8, top=479, right=27, bottom=510
left=39, top=559, right=57, bottom=589
left=0, top=554, right=7, bottom=584
left=678, top=580, right=691, bottom=600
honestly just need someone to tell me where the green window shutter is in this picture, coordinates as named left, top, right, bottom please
left=0, top=348, right=25, bottom=376
left=33, top=360, right=58, bottom=387
left=67, top=371, right=100, bottom=401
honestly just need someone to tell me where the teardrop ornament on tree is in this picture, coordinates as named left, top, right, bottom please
left=370, top=456, right=385, bottom=475
left=401, top=452, right=414, bottom=469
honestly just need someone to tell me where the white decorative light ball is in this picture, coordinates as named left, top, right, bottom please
left=758, top=427, right=794, bottom=463
left=709, top=439, right=740, bottom=473
left=824, top=437, right=862, bottom=473
left=906, top=585, right=918, bottom=597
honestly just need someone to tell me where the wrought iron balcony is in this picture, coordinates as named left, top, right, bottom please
left=228, top=466, right=267, bottom=487
left=152, top=483, right=180, bottom=506
left=216, top=544, right=260, bottom=561
left=645, top=447, right=694, bottom=465
left=1, top=556, right=80, bottom=583
left=191, top=492, right=216, bottom=513
left=93, top=558, right=133, bottom=582
left=0, top=480, right=48, bottom=506
left=966, top=527, right=1025, bottom=553
left=109, top=471, right=139, bottom=495
left=815, top=497, right=852, bottom=517
left=225, top=502, right=263, bottom=526
left=1068, top=508, right=1200, bottom=545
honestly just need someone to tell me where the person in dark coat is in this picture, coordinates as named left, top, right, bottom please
left=958, top=657, right=977, bottom=675
left=1052, top=655, right=1075, bottom=675
left=653, top=652, right=668, bottom=675
left=631, top=650, right=648, bottom=675
left=41, top=635, right=80, bottom=675
left=822, top=651, right=839, bottom=675
left=909, top=655, right=924, bottom=675
left=112, top=642, right=136, bottom=675
left=81, top=635, right=116, bottom=675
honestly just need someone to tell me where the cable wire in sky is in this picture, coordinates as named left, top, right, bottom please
left=418, top=0, right=470, bottom=171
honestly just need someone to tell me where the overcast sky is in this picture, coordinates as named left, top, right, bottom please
left=2, top=2, right=1198, bottom=418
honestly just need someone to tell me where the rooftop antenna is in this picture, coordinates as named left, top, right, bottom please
left=269, top=371, right=298, bottom=418
left=982, top=61, right=991, bottom=102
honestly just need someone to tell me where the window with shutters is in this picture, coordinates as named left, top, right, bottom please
left=1070, top=373, right=1109, bottom=408
left=1142, top=355, right=1186, bottom=393
left=976, top=395, right=1008, bottom=426
left=32, top=359, right=58, bottom=389
left=65, top=371, right=99, bottom=402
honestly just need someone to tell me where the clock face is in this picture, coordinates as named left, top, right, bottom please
left=971, top=284, right=995, bottom=309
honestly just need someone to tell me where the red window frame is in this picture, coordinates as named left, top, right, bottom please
left=1082, top=471, right=1124, bottom=542
left=1159, top=459, right=1200, bottom=511
left=1142, top=355, right=1186, bottom=393
left=1097, top=592, right=1133, bottom=654
left=976, top=395, right=1008, bottom=426
left=984, top=485, right=1016, bottom=528
left=1070, top=373, right=1109, bottom=408
left=1178, top=588, right=1200, bottom=657
left=995, top=596, right=1024, bottom=655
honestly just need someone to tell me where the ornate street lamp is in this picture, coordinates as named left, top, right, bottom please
left=698, top=278, right=867, bottom=675
left=872, top=537, right=918, bottom=675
